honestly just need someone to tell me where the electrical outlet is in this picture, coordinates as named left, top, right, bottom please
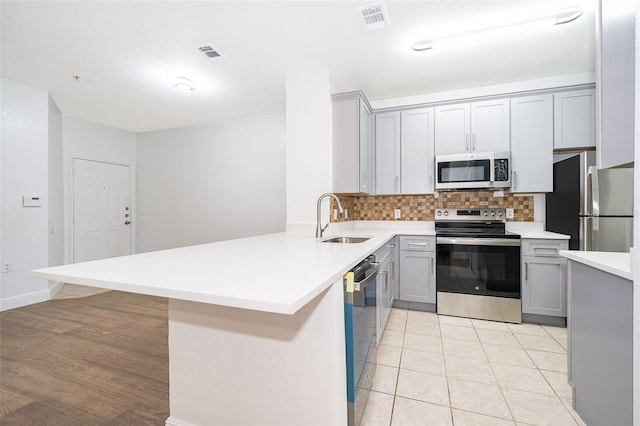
left=333, top=209, right=337, bottom=220
left=344, top=209, right=348, bottom=219
left=506, top=208, right=514, bottom=219
left=2, top=262, right=13, bottom=273
left=394, top=209, right=401, bottom=219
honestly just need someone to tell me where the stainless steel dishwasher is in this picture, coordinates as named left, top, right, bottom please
left=344, top=254, right=379, bottom=426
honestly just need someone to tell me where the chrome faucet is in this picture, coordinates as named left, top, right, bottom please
left=316, top=193, right=344, bottom=238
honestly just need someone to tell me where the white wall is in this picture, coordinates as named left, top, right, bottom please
left=285, top=69, right=334, bottom=232
left=62, top=116, right=137, bottom=261
left=136, top=113, right=286, bottom=252
left=48, top=96, right=64, bottom=294
left=0, top=78, right=51, bottom=310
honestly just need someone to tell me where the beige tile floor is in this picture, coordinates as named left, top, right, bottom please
left=360, top=309, right=586, bottom=426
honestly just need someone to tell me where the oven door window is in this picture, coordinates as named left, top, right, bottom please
left=438, top=159, right=491, bottom=184
left=436, top=243, right=521, bottom=298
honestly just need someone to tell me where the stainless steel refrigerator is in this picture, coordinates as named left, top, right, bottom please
left=546, top=151, right=634, bottom=252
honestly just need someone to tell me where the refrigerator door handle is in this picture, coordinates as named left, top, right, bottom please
left=589, top=166, right=600, bottom=216
left=591, top=216, right=600, bottom=251
left=580, top=216, right=594, bottom=251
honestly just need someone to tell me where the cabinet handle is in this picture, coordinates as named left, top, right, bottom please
left=466, top=134, right=470, bottom=151
left=512, top=170, right=517, bottom=188
left=534, top=247, right=559, bottom=254
left=471, top=133, right=476, bottom=151
left=408, top=242, right=427, bottom=247
left=524, top=262, right=528, bottom=280
left=431, top=257, right=434, bottom=276
left=361, top=172, right=366, bottom=189
left=394, top=176, right=399, bottom=193
left=390, top=260, right=395, bottom=280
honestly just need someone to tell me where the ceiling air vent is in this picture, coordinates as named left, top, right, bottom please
left=357, top=2, right=389, bottom=32
left=196, top=44, right=227, bottom=62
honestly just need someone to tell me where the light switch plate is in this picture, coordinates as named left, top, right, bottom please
left=394, top=209, right=401, bottom=219
left=23, top=196, right=42, bottom=207
left=506, top=208, right=514, bottom=219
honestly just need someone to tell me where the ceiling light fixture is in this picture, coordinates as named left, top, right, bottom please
left=412, top=6, right=583, bottom=51
left=172, top=77, right=196, bottom=91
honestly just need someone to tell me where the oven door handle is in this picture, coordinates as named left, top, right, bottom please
left=436, top=237, right=521, bottom=247
left=353, top=262, right=380, bottom=292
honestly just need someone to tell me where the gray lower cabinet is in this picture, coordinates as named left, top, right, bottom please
left=398, top=236, right=436, bottom=304
left=521, top=239, right=568, bottom=317
left=568, top=260, right=633, bottom=425
left=375, top=238, right=397, bottom=343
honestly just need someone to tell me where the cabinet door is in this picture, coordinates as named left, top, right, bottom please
left=435, top=103, right=470, bottom=155
left=375, top=112, right=401, bottom=194
left=332, top=94, right=372, bottom=194
left=522, top=256, right=567, bottom=317
left=332, top=97, right=360, bottom=193
left=597, top=0, right=635, bottom=168
left=359, top=98, right=374, bottom=193
left=554, top=89, right=596, bottom=150
left=399, top=251, right=435, bottom=303
left=470, top=99, right=510, bottom=153
left=376, top=257, right=391, bottom=341
left=510, top=95, right=553, bottom=193
left=401, top=107, right=435, bottom=194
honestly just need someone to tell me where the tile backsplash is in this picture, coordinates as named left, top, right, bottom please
left=331, top=191, right=534, bottom=222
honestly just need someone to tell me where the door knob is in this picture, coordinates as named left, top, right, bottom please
left=124, top=221, right=131, bottom=225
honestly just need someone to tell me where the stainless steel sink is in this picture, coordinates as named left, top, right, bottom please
left=321, top=236, right=370, bottom=244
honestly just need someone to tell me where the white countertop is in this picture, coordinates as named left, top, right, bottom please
left=31, top=220, right=569, bottom=316
left=560, top=250, right=632, bottom=281
left=33, top=230, right=399, bottom=315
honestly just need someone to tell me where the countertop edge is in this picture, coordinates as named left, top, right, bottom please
left=559, top=250, right=633, bottom=281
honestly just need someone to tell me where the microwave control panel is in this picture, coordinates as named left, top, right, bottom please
left=494, top=159, right=510, bottom=182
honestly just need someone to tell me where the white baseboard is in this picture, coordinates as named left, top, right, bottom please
left=165, top=416, right=199, bottom=426
left=0, top=289, right=51, bottom=312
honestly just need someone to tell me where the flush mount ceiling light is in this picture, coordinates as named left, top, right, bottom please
left=412, top=6, right=583, bottom=51
left=172, top=77, right=196, bottom=91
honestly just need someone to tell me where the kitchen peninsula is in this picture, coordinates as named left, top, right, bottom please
left=33, top=220, right=569, bottom=425
left=560, top=250, right=634, bottom=425
left=32, top=229, right=404, bottom=425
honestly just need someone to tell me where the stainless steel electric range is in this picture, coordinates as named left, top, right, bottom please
left=435, top=208, right=522, bottom=323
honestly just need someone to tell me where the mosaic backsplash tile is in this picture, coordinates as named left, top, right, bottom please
left=330, top=192, right=534, bottom=222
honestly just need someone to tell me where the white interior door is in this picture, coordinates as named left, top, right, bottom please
left=73, top=158, right=131, bottom=263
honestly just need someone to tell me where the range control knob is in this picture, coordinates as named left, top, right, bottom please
left=491, top=211, right=496, bottom=217
left=443, top=211, right=449, bottom=216
left=482, top=211, right=489, bottom=217
left=497, top=211, right=504, bottom=217
left=437, top=210, right=442, bottom=216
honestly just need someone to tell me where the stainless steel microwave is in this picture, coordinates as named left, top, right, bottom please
left=435, top=152, right=511, bottom=190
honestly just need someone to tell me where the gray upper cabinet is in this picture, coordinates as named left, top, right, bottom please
left=375, top=112, right=401, bottom=195
left=375, top=107, right=435, bottom=195
left=553, top=89, right=596, bottom=150
left=596, top=0, right=635, bottom=168
left=401, top=107, right=435, bottom=194
left=511, top=94, right=553, bottom=193
left=332, top=91, right=373, bottom=193
left=435, top=99, right=510, bottom=156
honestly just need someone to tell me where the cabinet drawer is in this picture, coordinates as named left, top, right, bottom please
left=399, top=235, right=435, bottom=252
left=522, top=239, right=568, bottom=257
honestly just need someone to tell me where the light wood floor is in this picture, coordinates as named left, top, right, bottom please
left=0, top=291, right=169, bottom=425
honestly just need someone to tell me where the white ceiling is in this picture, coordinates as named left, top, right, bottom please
left=1, top=0, right=595, bottom=133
